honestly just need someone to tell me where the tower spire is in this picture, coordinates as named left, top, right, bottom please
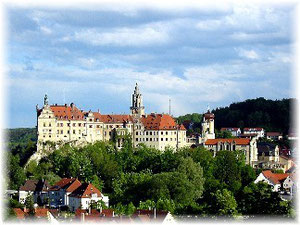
left=130, top=83, right=145, bottom=117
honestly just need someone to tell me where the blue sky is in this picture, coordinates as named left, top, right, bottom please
left=5, top=2, right=296, bottom=128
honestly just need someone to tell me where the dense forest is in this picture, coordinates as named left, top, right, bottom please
left=177, top=98, right=295, bottom=135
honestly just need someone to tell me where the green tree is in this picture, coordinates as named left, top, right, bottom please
left=25, top=195, right=35, bottom=216
left=213, top=189, right=238, bottom=216
left=7, top=153, right=26, bottom=190
left=214, top=151, right=241, bottom=193
left=138, top=200, right=156, bottom=210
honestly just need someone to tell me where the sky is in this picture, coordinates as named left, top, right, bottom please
left=4, top=1, right=297, bottom=128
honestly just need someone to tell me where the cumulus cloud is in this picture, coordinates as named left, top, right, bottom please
left=5, top=3, right=295, bottom=128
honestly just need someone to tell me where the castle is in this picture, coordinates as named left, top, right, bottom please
left=36, top=84, right=216, bottom=152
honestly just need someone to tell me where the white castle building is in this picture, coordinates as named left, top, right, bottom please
left=36, top=84, right=189, bottom=152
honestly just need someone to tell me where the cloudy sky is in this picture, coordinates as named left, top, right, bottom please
left=5, top=1, right=297, bottom=128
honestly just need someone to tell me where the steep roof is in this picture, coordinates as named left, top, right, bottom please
left=49, top=178, right=81, bottom=192
left=262, top=170, right=290, bottom=185
left=205, top=138, right=251, bottom=145
left=13, top=208, right=27, bottom=219
left=19, top=180, right=38, bottom=191
left=141, top=114, right=184, bottom=130
left=50, top=104, right=85, bottom=120
left=34, top=208, right=49, bottom=218
left=93, top=112, right=133, bottom=123
left=204, top=111, right=215, bottom=120
left=69, top=183, right=101, bottom=198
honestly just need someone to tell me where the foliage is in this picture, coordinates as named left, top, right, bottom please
left=215, top=130, right=233, bottom=138
left=212, top=189, right=238, bottom=216
left=6, top=152, right=26, bottom=190
left=25, top=195, right=35, bottom=216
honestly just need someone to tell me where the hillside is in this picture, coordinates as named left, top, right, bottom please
left=177, top=98, right=296, bottom=135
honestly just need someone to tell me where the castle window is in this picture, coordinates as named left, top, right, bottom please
left=146, top=132, right=148, bottom=135
left=109, top=132, right=111, bottom=136
left=67, top=130, right=70, bottom=134
left=136, top=132, right=138, bottom=135
left=146, top=138, right=148, bottom=141
left=161, top=132, right=163, bottom=135
left=49, top=123, right=51, bottom=127
left=136, top=138, right=138, bottom=141
left=57, top=130, right=59, bottom=134
left=161, top=138, right=163, bottom=141
left=166, top=138, right=168, bottom=141
left=73, top=130, right=76, bottom=134
left=90, top=119, right=93, bottom=122
left=150, top=132, right=152, bottom=135
left=67, top=123, right=70, bottom=127
left=61, top=130, right=63, bottom=134
left=170, top=138, right=172, bottom=141
left=43, top=123, right=46, bottom=127
left=89, top=125, right=93, bottom=128
left=78, top=123, right=81, bottom=127
left=49, top=116, right=51, bottom=118
left=73, top=123, right=76, bottom=127
left=166, top=132, right=168, bottom=135
left=150, top=138, right=152, bottom=141
left=49, top=135, right=51, bottom=138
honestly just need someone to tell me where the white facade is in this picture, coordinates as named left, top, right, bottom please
left=254, top=173, right=281, bottom=192
left=36, top=84, right=187, bottom=154
left=244, top=128, right=265, bottom=138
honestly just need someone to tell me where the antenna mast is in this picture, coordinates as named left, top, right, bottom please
left=169, top=98, right=171, bottom=115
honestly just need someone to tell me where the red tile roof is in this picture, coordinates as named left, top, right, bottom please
left=93, top=112, right=133, bottom=123
left=69, top=183, right=101, bottom=198
left=34, top=208, right=49, bottom=218
left=141, top=114, right=183, bottom=130
left=262, top=170, right=290, bottom=185
left=49, top=178, right=81, bottom=192
left=205, top=138, right=251, bottom=145
left=50, top=105, right=85, bottom=120
left=13, top=208, right=26, bottom=219
left=204, top=111, right=214, bottom=120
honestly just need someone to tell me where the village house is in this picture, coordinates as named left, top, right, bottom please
left=68, top=183, right=108, bottom=212
left=220, top=127, right=241, bottom=137
left=19, top=179, right=50, bottom=205
left=243, top=127, right=265, bottom=138
left=203, top=138, right=258, bottom=166
left=266, top=132, right=283, bottom=140
left=254, top=170, right=291, bottom=192
left=48, top=178, right=81, bottom=208
left=257, top=142, right=280, bottom=164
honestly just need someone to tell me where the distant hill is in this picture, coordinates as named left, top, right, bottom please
left=5, top=128, right=37, bottom=143
left=177, top=98, right=296, bottom=135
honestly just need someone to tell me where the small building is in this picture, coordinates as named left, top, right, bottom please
left=19, top=179, right=50, bottom=204
left=266, top=132, right=283, bottom=140
left=243, top=127, right=265, bottom=138
left=257, top=142, right=280, bottom=163
left=204, top=138, right=258, bottom=166
left=279, top=155, right=295, bottom=172
left=48, top=178, right=81, bottom=208
left=254, top=170, right=290, bottom=192
left=68, top=183, right=108, bottom=212
left=220, top=128, right=241, bottom=137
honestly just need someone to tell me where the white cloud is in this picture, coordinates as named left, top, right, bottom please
left=236, top=48, right=259, bottom=59
left=72, top=24, right=170, bottom=46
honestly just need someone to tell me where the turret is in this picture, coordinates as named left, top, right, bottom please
left=130, top=83, right=145, bottom=117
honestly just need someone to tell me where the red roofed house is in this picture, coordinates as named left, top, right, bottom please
left=48, top=178, right=81, bottom=208
left=13, top=208, right=27, bottom=219
left=68, top=183, right=108, bottom=212
left=220, top=128, right=241, bottom=137
left=204, top=138, right=258, bottom=166
left=243, top=127, right=265, bottom=138
left=254, top=170, right=292, bottom=192
left=35, top=83, right=187, bottom=155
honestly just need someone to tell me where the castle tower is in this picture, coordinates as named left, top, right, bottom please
left=201, top=110, right=215, bottom=141
left=130, top=83, right=145, bottom=117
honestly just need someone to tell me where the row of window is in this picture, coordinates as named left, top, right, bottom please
left=136, top=137, right=177, bottom=142
left=135, top=131, right=177, bottom=136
